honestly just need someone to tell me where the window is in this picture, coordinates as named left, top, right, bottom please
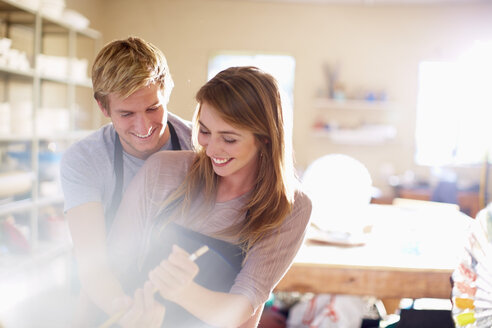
left=208, top=53, right=295, bottom=103
left=415, top=41, right=492, bottom=166
left=208, top=53, right=296, bottom=145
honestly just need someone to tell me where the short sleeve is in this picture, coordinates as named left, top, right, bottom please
left=60, top=142, right=105, bottom=212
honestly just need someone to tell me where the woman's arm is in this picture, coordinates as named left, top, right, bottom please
left=230, top=192, right=312, bottom=311
left=239, top=306, right=263, bottom=328
left=177, top=283, right=254, bottom=328
left=149, top=192, right=311, bottom=327
left=149, top=245, right=255, bottom=327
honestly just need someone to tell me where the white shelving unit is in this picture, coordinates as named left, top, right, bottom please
left=314, top=98, right=395, bottom=111
left=0, top=0, right=101, bottom=277
left=312, top=98, right=398, bottom=145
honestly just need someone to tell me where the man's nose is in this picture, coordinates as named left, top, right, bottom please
left=135, top=114, right=151, bottom=133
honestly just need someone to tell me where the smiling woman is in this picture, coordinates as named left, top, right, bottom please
left=105, top=66, right=312, bottom=327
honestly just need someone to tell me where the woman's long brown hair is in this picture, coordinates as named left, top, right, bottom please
left=158, top=66, right=297, bottom=254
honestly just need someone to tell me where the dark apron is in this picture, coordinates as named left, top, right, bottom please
left=105, top=122, right=182, bottom=230
left=120, top=221, right=245, bottom=327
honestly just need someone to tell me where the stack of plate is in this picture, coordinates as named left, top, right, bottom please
left=40, top=0, right=65, bottom=18
left=12, top=0, right=40, bottom=11
left=61, top=9, right=90, bottom=29
left=452, top=204, right=492, bottom=327
left=0, top=171, right=33, bottom=199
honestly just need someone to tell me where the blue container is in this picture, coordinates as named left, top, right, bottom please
left=7, top=151, right=62, bottom=180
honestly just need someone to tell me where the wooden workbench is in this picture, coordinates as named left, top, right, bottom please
left=275, top=204, right=472, bottom=301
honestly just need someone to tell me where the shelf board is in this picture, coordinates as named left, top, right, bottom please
left=0, top=198, right=33, bottom=216
left=64, top=129, right=95, bottom=140
left=314, top=98, right=394, bottom=111
left=312, top=128, right=397, bottom=145
left=0, top=69, right=91, bottom=88
left=0, top=195, right=64, bottom=217
left=0, top=135, right=33, bottom=142
left=0, top=240, right=72, bottom=279
left=0, top=65, right=34, bottom=79
left=37, top=130, right=95, bottom=140
left=40, top=74, right=92, bottom=87
left=36, top=194, right=64, bottom=207
left=41, top=14, right=101, bottom=39
left=0, top=0, right=36, bottom=15
left=74, top=78, right=92, bottom=88
left=0, top=130, right=95, bottom=142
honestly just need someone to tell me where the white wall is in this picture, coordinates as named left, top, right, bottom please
left=65, top=0, right=492, bottom=194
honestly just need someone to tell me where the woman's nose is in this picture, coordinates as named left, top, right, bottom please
left=205, top=138, right=218, bottom=157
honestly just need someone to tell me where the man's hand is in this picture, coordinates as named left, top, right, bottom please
left=114, top=282, right=165, bottom=328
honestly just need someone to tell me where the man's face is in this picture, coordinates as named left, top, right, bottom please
left=100, top=84, right=170, bottom=159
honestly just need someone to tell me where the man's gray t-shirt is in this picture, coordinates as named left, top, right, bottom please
left=60, top=112, right=192, bottom=221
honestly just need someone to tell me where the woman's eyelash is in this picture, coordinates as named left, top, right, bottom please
left=199, top=129, right=235, bottom=143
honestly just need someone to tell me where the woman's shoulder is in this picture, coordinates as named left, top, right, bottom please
left=146, top=150, right=196, bottom=167
left=294, top=189, right=312, bottom=209
left=143, top=150, right=196, bottom=178
left=139, top=151, right=197, bottom=199
left=294, top=188, right=311, bottom=204
left=290, top=189, right=313, bottom=224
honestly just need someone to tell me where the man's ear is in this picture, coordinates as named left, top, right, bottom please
left=97, top=100, right=110, bottom=118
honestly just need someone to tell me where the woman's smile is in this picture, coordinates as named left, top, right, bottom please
left=212, top=156, right=232, bottom=166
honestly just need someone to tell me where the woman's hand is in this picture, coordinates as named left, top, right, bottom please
left=148, top=244, right=199, bottom=302
left=113, top=281, right=165, bottom=328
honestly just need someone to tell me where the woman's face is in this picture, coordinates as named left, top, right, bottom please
left=197, top=101, right=260, bottom=182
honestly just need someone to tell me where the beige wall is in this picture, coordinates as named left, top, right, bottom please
left=65, top=0, right=104, bottom=32
left=65, top=0, right=492, bottom=194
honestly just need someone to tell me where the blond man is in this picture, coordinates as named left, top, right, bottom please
left=60, top=36, right=192, bottom=326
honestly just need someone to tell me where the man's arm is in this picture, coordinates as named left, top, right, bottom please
left=67, top=202, right=126, bottom=314
left=68, top=203, right=166, bottom=328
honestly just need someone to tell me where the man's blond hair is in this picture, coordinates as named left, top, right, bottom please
left=92, top=36, right=174, bottom=110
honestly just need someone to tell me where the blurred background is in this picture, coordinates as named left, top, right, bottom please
left=0, top=0, right=491, bottom=327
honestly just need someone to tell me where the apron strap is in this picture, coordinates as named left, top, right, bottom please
left=167, top=121, right=182, bottom=151
left=106, top=122, right=181, bottom=231
left=106, top=133, right=124, bottom=230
